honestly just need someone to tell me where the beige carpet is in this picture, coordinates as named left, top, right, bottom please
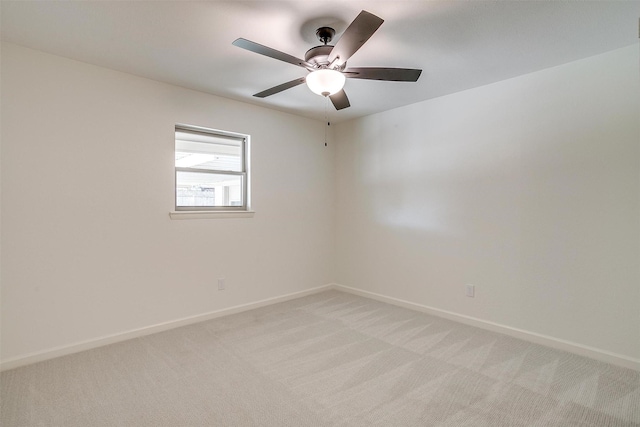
left=2, top=290, right=639, bottom=426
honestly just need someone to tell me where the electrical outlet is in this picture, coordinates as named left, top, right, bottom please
left=465, top=284, right=475, bottom=297
left=218, top=278, right=225, bottom=291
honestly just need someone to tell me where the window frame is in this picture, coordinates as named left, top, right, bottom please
left=174, top=124, right=250, bottom=212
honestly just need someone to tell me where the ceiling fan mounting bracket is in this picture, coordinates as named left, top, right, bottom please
left=315, top=27, right=336, bottom=45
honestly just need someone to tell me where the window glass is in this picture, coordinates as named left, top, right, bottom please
left=176, top=171, right=243, bottom=208
left=175, top=131, right=242, bottom=172
left=175, top=125, right=248, bottom=210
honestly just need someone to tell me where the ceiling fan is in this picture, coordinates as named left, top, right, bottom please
left=232, top=10, right=422, bottom=110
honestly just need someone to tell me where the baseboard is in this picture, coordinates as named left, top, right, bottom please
left=0, top=284, right=332, bottom=372
left=332, top=284, right=640, bottom=371
left=5, top=283, right=637, bottom=372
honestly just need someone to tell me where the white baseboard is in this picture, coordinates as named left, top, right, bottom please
left=332, top=284, right=640, bottom=371
left=4, top=283, right=637, bottom=372
left=0, top=284, right=332, bottom=372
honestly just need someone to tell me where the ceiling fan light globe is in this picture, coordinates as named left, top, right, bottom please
left=306, top=69, right=345, bottom=97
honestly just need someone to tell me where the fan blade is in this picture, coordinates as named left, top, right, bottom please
left=233, top=38, right=311, bottom=69
left=344, top=67, right=422, bottom=82
left=253, top=77, right=307, bottom=98
left=329, top=89, right=350, bottom=110
left=327, top=11, right=384, bottom=66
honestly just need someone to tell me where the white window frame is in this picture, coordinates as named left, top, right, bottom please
left=173, top=124, right=251, bottom=215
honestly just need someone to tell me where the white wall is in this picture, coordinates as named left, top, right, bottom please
left=334, top=45, right=640, bottom=361
left=0, top=43, right=335, bottom=363
left=3, top=41, right=639, bottom=368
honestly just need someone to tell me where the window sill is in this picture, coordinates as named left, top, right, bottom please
left=169, top=211, right=255, bottom=220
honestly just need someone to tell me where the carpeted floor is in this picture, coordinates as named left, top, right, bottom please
left=2, top=290, right=639, bottom=426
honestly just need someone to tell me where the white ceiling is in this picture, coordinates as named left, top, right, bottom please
left=2, top=1, right=639, bottom=123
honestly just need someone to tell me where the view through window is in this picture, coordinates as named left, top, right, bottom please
left=175, top=125, right=248, bottom=210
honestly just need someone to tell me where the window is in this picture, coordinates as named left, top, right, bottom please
left=175, top=125, right=249, bottom=211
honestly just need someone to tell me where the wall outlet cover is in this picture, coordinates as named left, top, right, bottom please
left=465, top=284, right=475, bottom=297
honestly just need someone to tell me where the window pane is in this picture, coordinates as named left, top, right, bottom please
left=175, top=130, right=243, bottom=172
left=176, top=171, right=243, bottom=207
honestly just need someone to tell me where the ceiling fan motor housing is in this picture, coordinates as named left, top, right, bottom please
left=305, top=45, right=333, bottom=68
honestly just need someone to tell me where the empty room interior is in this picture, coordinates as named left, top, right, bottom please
left=1, top=1, right=639, bottom=426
